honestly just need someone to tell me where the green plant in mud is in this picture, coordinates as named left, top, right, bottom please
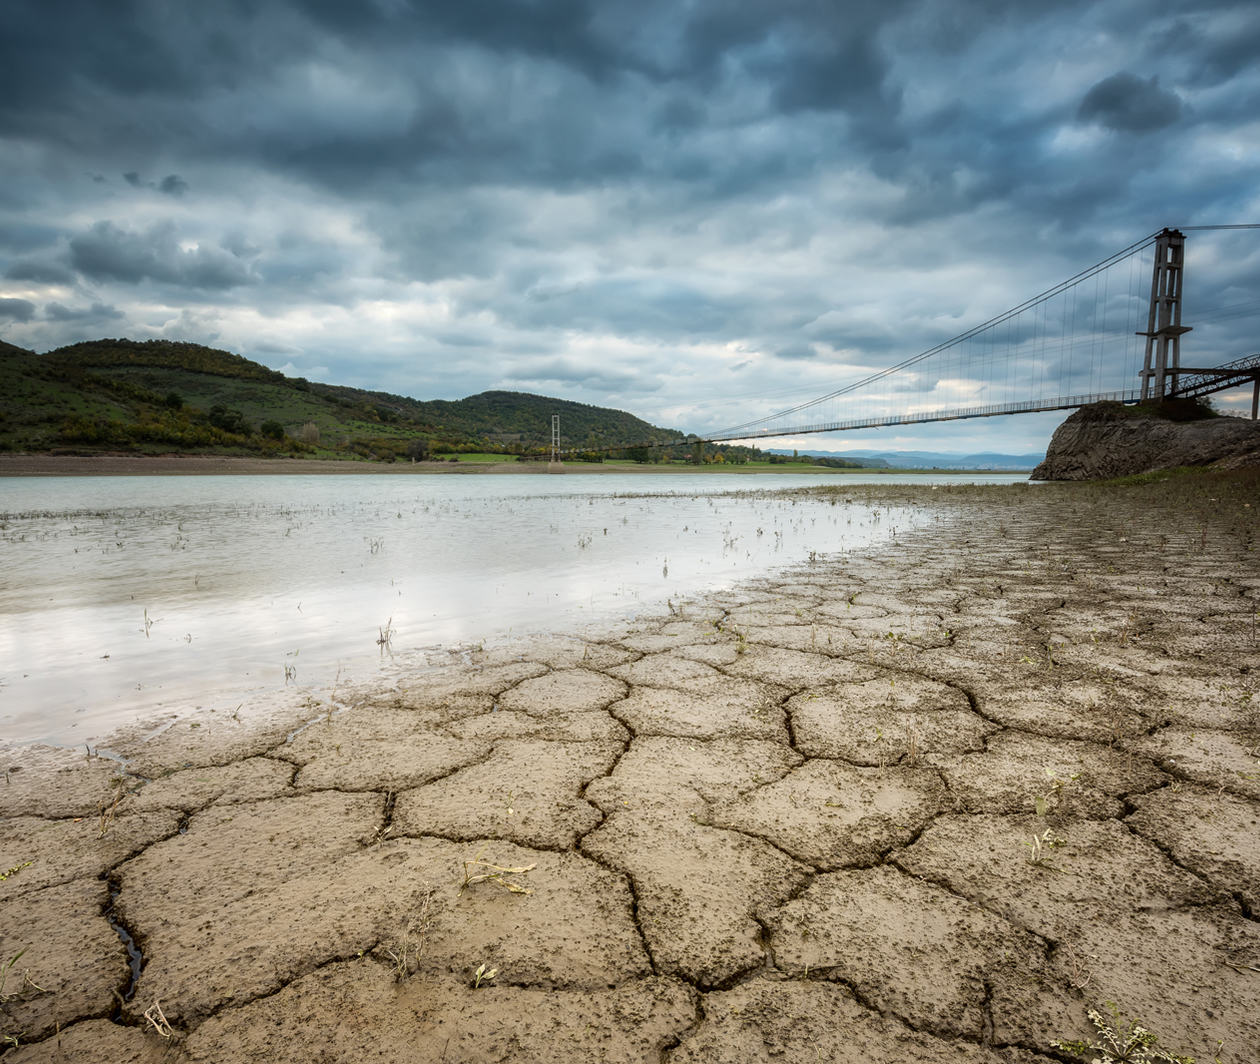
left=471, top=962, right=498, bottom=988
left=1051, top=1002, right=1195, bottom=1063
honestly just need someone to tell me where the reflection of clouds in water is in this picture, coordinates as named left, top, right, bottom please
left=0, top=473, right=1007, bottom=743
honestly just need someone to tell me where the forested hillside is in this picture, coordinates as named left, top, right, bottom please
left=0, top=338, right=686, bottom=461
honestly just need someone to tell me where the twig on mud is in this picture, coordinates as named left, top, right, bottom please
left=143, top=998, right=175, bottom=1039
left=1063, top=942, right=1094, bottom=991
left=98, top=784, right=126, bottom=839
left=383, top=888, right=436, bottom=981
left=460, top=849, right=535, bottom=895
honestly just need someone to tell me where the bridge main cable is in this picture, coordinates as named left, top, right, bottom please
left=707, top=230, right=1163, bottom=440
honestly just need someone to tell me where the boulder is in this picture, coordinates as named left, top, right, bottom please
left=1033, top=401, right=1260, bottom=480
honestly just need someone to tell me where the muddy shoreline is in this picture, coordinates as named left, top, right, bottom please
left=0, top=454, right=875, bottom=477
left=1, top=477, right=1257, bottom=1062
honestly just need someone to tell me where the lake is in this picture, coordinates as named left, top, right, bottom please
left=0, top=472, right=1025, bottom=745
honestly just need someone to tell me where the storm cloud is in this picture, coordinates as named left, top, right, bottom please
left=1, top=0, right=1257, bottom=451
left=69, top=221, right=257, bottom=289
left=1078, top=72, right=1183, bottom=132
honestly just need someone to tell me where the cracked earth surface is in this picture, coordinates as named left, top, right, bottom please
left=1, top=478, right=1258, bottom=1063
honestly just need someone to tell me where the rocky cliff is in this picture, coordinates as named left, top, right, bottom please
left=1032, top=401, right=1260, bottom=480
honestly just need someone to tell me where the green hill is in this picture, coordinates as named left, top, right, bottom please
left=0, top=338, right=687, bottom=461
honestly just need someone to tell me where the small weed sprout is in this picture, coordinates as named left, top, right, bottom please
left=472, top=962, right=498, bottom=989
left=904, top=726, right=921, bottom=768
left=1034, top=767, right=1080, bottom=816
left=377, top=617, right=394, bottom=651
left=1051, top=1003, right=1194, bottom=1063
left=1024, top=828, right=1066, bottom=869
left=0, top=950, right=47, bottom=1000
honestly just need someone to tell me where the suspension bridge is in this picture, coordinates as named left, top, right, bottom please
left=683, top=224, right=1260, bottom=446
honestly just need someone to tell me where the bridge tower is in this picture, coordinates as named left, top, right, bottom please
left=1138, top=228, right=1192, bottom=401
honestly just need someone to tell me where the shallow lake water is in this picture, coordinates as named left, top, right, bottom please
left=0, top=472, right=1025, bottom=745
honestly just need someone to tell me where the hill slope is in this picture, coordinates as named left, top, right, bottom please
left=0, top=338, right=683, bottom=459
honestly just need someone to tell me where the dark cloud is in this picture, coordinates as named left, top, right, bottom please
left=5, top=261, right=75, bottom=284
left=44, top=301, right=124, bottom=322
left=1077, top=72, right=1183, bottom=132
left=0, top=297, right=36, bottom=322
left=122, top=172, right=191, bottom=195
left=68, top=220, right=257, bottom=289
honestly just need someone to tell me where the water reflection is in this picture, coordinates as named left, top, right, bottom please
left=0, top=473, right=1011, bottom=744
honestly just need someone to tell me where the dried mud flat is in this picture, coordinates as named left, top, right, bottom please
left=1, top=477, right=1258, bottom=1063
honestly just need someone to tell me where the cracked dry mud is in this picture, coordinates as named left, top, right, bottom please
left=2, top=480, right=1258, bottom=1063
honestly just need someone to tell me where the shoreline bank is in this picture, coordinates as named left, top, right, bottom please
left=1, top=477, right=1257, bottom=1062
left=0, top=453, right=1030, bottom=478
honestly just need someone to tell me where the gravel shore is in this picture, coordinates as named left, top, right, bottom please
left=1, top=474, right=1257, bottom=1063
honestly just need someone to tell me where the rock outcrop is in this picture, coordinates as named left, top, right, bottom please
left=1033, top=401, right=1260, bottom=480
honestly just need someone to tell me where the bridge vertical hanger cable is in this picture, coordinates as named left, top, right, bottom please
left=708, top=230, right=1162, bottom=439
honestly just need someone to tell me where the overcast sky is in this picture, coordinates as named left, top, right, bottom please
left=2, top=0, right=1258, bottom=454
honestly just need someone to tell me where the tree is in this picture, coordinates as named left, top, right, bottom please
left=260, top=420, right=285, bottom=441
left=405, top=437, right=430, bottom=461
left=207, top=404, right=248, bottom=435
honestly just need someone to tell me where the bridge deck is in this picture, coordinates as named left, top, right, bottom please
left=701, top=390, right=1142, bottom=442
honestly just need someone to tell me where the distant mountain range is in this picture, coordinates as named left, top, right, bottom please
left=768, top=448, right=1045, bottom=470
